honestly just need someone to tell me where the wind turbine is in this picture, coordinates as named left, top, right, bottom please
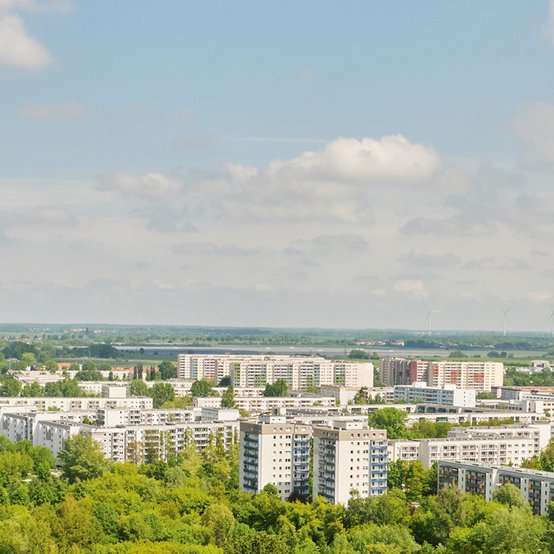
left=424, top=304, right=439, bottom=336
left=549, top=306, right=554, bottom=339
left=502, top=308, right=510, bottom=337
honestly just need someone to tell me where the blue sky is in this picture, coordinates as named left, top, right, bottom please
left=1, top=0, right=554, bottom=331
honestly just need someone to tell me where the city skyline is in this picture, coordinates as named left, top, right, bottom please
left=2, top=1, right=554, bottom=330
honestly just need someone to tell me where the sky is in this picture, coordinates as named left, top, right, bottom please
left=2, top=1, right=554, bottom=332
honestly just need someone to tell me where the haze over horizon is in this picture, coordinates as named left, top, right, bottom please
left=2, top=1, right=554, bottom=331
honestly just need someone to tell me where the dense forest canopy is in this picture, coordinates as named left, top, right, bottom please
left=0, top=433, right=551, bottom=553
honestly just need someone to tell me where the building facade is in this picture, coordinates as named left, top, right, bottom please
left=312, top=420, right=387, bottom=504
left=438, top=460, right=554, bottom=515
left=239, top=414, right=311, bottom=501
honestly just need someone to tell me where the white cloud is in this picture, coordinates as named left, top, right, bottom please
left=393, top=280, right=426, bottom=296
left=0, top=12, right=53, bottom=69
left=99, top=172, right=183, bottom=197
left=511, top=102, right=554, bottom=166
left=204, top=134, right=438, bottom=224
left=0, top=0, right=73, bottom=13
left=20, top=101, right=88, bottom=122
left=527, top=291, right=553, bottom=303
left=267, top=135, right=439, bottom=184
left=544, top=0, right=554, bottom=44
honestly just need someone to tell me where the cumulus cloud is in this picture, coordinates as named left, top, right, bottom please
left=393, top=279, right=426, bottom=296
left=31, top=206, right=76, bottom=225
left=511, top=102, right=554, bottom=166
left=267, top=135, right=439, bottom=184
left=20, top=101, right=88, bottom=122
left=0, top=12, right=53, bottom=69
left=204, top=134, right=438, bottom=223
left=99, top=172, right=183, bottom=197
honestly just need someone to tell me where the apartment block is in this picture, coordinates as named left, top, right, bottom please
left=393, top=383, right=476, bottom=407
left=428, top=361, right=503, bottom=392
left=438, top=460, right=554, bottom=515
left=178, top=354, right=373, bottom=391
left=0, top=396, right=153, bottom=411
left=380, top=358, right=428, bottom=385
left=239, top=414, right=311, bottom=501
left=312, top=420, right=388, bottom=504
left=380, top=359, right=503, bottom=391
left=388, top=424, right=549, bottom=468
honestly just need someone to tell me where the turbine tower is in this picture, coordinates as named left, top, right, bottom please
left=425, top=304, right=439, bottom=337
left=549, top=306, right=554, bottom=339
left=502, top=308, right=510, bottom=337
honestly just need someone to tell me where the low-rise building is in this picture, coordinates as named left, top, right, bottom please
left=394, top=383, right=476, bottom=408
left=438, top=460, right=554, bottom=515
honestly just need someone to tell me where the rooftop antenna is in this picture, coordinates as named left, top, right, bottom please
left=502, top=308, right=510, bottom=337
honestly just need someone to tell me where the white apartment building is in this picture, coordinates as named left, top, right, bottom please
left=96, top=407, right=199, bottom=427
left=1, top=410, right=95, bottom=448
left=239, top=414, right=311, bottom=501
left=312, top=420, right=388, bottom=504
left=389, top=423, right=550, bottom=468
left=393, top=383, right=476, bottom=408
left=31, top=418, right=239, bottom=463
left=319, top=385, right=395, bottom=405
left=178, top=354, right=373, bottom=391
left=0, top=396, right=153, bottom=411
left=438, top=460, right=554, bottom=515
left=193, top=394, right=336, bottom=414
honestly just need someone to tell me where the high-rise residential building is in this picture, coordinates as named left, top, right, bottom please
left=178, top=354, right=373, bottom=390
left=239, top=413, right=311, bottom=501
left=380, top=358, right=503, bottom=392
left=428, top=361, right=503, bottom=392
left=379, top=358, right=428, bottom=385
left=312, top=420, right=387, bottom=504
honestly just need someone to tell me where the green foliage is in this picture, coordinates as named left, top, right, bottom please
left=58, top=435, right=110, bottom=483
left=221, top=386, right=237, bottom=408
left=0, top=431, right=550, bottom=552
left=492, top=483, right=528, bottom=509
left=368, top=408, right=408, bottom=439
left=158, top=360, right=178, bottom=380
left=75, top=369, right=104, bottom=381
left=129, top=379, right=149, bottom=397
left=191, top=379, right=216, bottom=398
left=263, top=379, right=289, bottom=397
left=44, top=378, right=85, bottom=397
left=149, top=383, right=176, bottom=408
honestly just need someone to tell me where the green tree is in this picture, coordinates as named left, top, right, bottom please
left=492, top=483, right=528, bottom=509
left=158, top=360, right=177, bottom=380
left=20, top=352, right=36, bottom=366
left=149, top=383, right=175, bottom=408
left=129, top=379, right=149, bottom=397
left=221, top=385, right=237, bottom=408
left=263, top=379, right=289, bottom=397
left=191, top=379, right=215, bottom=397
left=58, top=435, right=109, bottom=483
left=368, top=408, right=408, bottom=438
